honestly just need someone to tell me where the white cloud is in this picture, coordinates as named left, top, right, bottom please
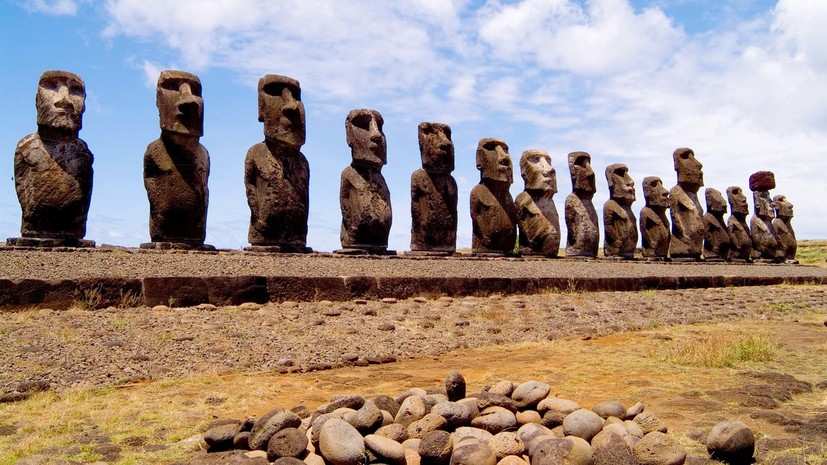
left=478, top=0, right=681, bottom=75
left=141, top=60, right=162, bottom=89
left=773, top=0, right=827, bottom=72
left=21, top=0, right=86, bottom=15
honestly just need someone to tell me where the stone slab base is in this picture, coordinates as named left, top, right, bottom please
left=6, top=237, right=95, bottom=248
left=404, top=250, right=457, bottom=257
left=0, top=273, right=823, bottom=311
left=244, top=245, right=313, bottom=254
left=140, top=242, right=216, bottom=251
left=334, top=248, right=397, bottom=256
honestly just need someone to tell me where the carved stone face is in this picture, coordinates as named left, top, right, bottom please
left=568, top=151, right=595, bottom=195
left=606, top=163, right=635, bottom=204
left=418, top=122, right=454, bottom=174
left=773, top=195, right=794, bottom=219
left=754, top=191, right=773, bottom=219
left=643, top=176, right=669, bottom=208
left=673, top=147, right=703, bottom=189
left=157, top=70, right=203, bottom=137
left=346, top=109, right=386, bottom=167
left=36, top=70, right=85, bottom=134
left=705, top=188, right=727, bottom=215
left=520, top=150, right=556, bottom=193
left=727, top=186, right=749, bottom=216
left=476, top=138, right=512, bottom=184
left=259, top=74, right=305, bottom=149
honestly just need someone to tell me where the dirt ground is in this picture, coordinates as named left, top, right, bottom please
left=0, top=285, right=825, bottom=464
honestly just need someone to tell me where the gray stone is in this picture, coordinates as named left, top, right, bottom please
left=396, top=395, right=428, bottom=427
left=591, top=429, right=636, bottom=465
left=204, top=420, right=241, bottom=450
left=516, top=150, right=560, bottom=257
left=471, top=138, right=517, bottom=255
left=562, top=409, right=603, bottom=442
left=244, top=74, right=310, bottom=251
left=475, top=392, right=518, bottom=413
left=726, top=186, right=752, bottom=260
left=565, top=151, right=599, bottom=258
left=625, top=402, right=644, bottom=420
left=634, top=412, right=667, bottom=434
left=445, top=371, right=466, bottom=401
left=516, top=410, right=541, bottom=425
left=773, top=195, right=797, bottom=261
left=318, top=418, right=366, bottom=465
left=516, top=423, right=554, bottom=445
left=248, top=409, right=301, bottom=451
left=143, top=70, right=210, bottom=248
left=603, top=163, right=637, bottom=259
left=703, top=188, right=731, bottom=260
left=669, top=147, right=704, bottom=259
left=11, top=70, right=94, bottom=246
left=489, top=431, right=525, bottom=459
left=431, top=401, right=473, bottom=428
left=325, top=394, right=366, bottom=413
left=266, top=427, right=308, bottom=460
left=706, top=420, right=754, bottom=464
left=452, top=426, right=494, bottom=444
left=408, top=413, right=448, bottom=439
left=374, top=395, right=401, bottom=418
left=510, top=380, right=550, bottom=409
left=376, top=423, right=408, bottom=443
left=471, top=406, right=517, bottom=434
left=640, top=176, right=670, bottom=259
left=633, top=431, right=687, bottom=465
left=411, top=122, right=458, bottom=253
left=488, top=381, right=515, bottom=397
left=365, top=434, right=406, bottom=465
left=529, top=436, right=593, bottom=465
left=419, top=430, right=453, bottom=465
left=591, top=401, right=626, bottom=420
left=345, top=400, right=384, bottom=434
left=339, top=109, right=392, bottom=254
left=450, top=441, right=497, bottom=465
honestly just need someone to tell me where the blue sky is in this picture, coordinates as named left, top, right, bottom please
left=1, top=0, right=825, bottom=252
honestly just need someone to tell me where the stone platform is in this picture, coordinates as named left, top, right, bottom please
left=0, top=247, right=824, bottom=309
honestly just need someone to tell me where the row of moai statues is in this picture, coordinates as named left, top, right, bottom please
left=9, top=70, right=797, bottom=262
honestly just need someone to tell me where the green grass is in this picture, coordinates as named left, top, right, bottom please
left=796, top=239, right=827, bottom=267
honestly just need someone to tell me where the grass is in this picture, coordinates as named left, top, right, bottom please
left=796, top=239, right=827, bottom=267
left=74, top=285, right=104, bottom=310
left=654, top=331, right=779, bottom=368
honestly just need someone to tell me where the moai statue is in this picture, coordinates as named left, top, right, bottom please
left=669, top=148, right=704, bottom=260
left=726, top=186, right=752, bottom=262
left=603, top=164, right=637, bottom=259
left=470, top=138, right=517, bottom=255
left=142, top=70, right=212, bottom=250
left=564, top=151, right=599, bottom=258
left=515, top=150, right=560, bottom=257
left=639, top=176, right=670, bottom=260
left=748, top=171, right=780, bottom=262
left=409, top=122, right=457, bottom=255
left=703, top=188, right=731, bottom=261
left=8, top=70, right=94, bottom=248
left=338, top=109, right=392, bottom=254
left=772, top=195, right=797, bottom=263
left=244, top=74, right=311, bottom=253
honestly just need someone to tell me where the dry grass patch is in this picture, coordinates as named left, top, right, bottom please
left=653, top=330, right=779, bottom=368
left=796, top=239, right=827, bottom=267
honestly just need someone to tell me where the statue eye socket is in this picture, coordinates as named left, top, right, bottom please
left=483, top=141, right=498, bottom=151
left=575, top=156, right=588, bottom=167
left=680, top=151, right=691, bottom=159
left=351, top=114, right=373, bottom=130
left=68, top=85, right=84, bottom=96
left=529, top=156, right=540, bottom=164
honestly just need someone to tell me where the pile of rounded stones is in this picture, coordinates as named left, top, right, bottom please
left=203, top=371, right=755, bottom=465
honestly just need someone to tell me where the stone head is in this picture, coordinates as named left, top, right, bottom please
left=36, top=70, right=85, bottom=136
left=418, top=122, right=454, bottom=174
left=643, top=176, right=669, bottom=208
left=705, top=188, right=727, bottom=215
left=520, top=150, right=556, bottom=194
left=726, top=186, right=749, bottom=216
left=673, top=147, right=703, bottom=190
left=772, top=195, right=793, bottom=220
left=606, top=163, right=635, bottom=204
left=476, top=138, right=513, bottom=184
left=157, top=70, right=203, bottom=137
left=346, top=109, right=386, bottom=168
left=258, top=74, right=305, bottom=149
left=567, top=151, right=596, bottom=196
